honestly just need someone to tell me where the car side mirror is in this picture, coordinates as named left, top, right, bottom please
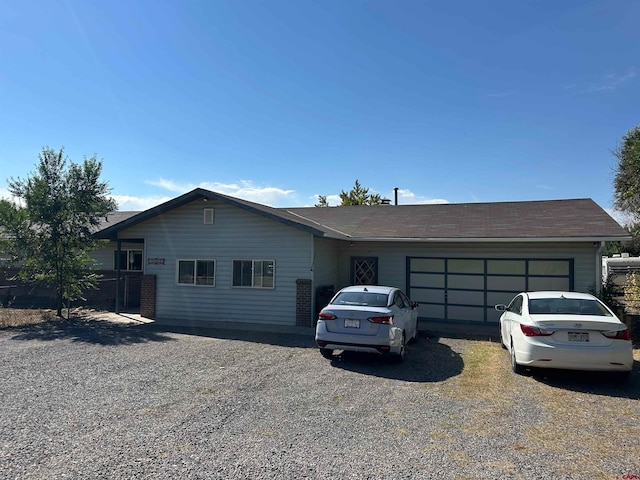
left=411, top=301, right=419, bottom=309
left=495, top=304, right=507, bottom=312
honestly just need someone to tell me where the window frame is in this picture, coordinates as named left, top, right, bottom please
left=113, top=249, right=143, bottom=272
left=203, top=207, right=215, bottom=225
left=176, top=259, right=216, bottom=287
left=232, top=259, right=275, bottom=289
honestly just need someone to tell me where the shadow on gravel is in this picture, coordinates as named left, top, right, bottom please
left=6, top=318, right=175, bottom=346
left=139, top=323, right=316, bottom=349
left=528, top=360, right=640, bottom=400
left=325, top=335, right=463, bottom=382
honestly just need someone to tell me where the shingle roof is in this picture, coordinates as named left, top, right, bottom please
left=95, top=189, right=630, bottom=242
left=285, top=198, right=629, bottom=241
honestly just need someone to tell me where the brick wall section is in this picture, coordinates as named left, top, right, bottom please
left=295, top=279, right=312, bottom=327
left=140, top=275, right=156, bottom=319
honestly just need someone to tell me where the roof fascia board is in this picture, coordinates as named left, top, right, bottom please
left=342, top=236, right=632, bottom=243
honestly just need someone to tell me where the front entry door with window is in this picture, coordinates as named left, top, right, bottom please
left=351, top=257, right=378, bottom=285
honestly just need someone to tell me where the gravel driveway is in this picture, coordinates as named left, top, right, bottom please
left=1, top=317, right=639, bottom=479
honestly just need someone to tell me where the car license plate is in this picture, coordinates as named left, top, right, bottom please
left=568, top=331, right=589, bottom=342
left=344, top=319, right=360, bottom=328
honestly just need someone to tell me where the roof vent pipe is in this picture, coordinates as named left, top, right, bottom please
left=394, top=187, right=399, bottom=205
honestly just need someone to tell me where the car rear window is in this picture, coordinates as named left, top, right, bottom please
left=331, top=292, right=389, bottom=307
left=528, top=298, right=612, bottom=316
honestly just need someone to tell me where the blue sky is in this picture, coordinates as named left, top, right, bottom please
left=0, top=0, right=638, bottom=221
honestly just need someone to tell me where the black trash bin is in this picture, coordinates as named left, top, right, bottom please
left=315, top=285, right=335, bottom=322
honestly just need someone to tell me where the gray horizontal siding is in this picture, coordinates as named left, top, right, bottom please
left=116, top=200, right=314, bottom=326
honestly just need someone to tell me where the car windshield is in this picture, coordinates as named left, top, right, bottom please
left=331, top=292, right=389, bottom=307
left=528, top=298, right=612, bottom=316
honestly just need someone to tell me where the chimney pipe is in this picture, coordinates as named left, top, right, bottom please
left=394, top=187, right=399, bottom=205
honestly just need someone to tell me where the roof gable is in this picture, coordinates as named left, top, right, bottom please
left=95, top=188, right=335, bottom=240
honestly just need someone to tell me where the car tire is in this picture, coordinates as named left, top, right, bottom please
left=390, top=333, right=406, bottom=363
left=510, top=339, right=525, bottom=375
left=319, top=348, right=333, bottom=359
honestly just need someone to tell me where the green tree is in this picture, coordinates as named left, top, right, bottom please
left=613, top=126, right=640, bottom=223
left=315, top=195, right=329, bottom=207
left=0, top=147, right=117, bottom=317
left=338, top=179, right=382, bottom=206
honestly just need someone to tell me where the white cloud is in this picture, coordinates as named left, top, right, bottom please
left=393, top=189, right=449, bottom=205
left=310, top=194, right=342, bottom=207
left=144, top=178, right=297, bottom=207
left=110, top=194, right=173, bottom=211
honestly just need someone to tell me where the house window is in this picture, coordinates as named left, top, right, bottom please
left=204, top=208, right=215, bottom=225
left=113, top=249, right=143, bottom=271
left=177, top=259, right=216, bottom=286
left=232, top=260, right=275, bottom=288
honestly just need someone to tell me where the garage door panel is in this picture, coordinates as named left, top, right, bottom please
left=448, top=259, right=484, bottom=274
left=448, top=305, right=485, bottom=322
left=410, top=288, right=444, bottom=304
left=487, top=276, right=526, bottom=291
left=529, top=260, right=570, bottom=275
left=448, top=275, right=484, bottom=289
left=528, top=277, right=570, bottom=291
left=418, top=303, right=444, bottom=319
left=487, top=291, right=517, bottom=307
left=410, top=273, right=444, bottom=288
left=410, top=258, right=445, bottom=272
left=487, top=260, right=526, bottom=275
left=447, top=290, right=485, bottom=306
left=486, top=307, right=502, bottom=323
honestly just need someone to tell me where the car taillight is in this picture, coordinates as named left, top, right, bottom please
left=520, top=324, right=553, bottom=337
left=368, top=316, right=393, bottom=324
left=318, top=312, right=337, bottom=320
left=602, top=329, right=631, bottom=340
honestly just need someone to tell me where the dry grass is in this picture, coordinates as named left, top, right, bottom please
left=439, top=339, right=640, bottom=478
left=524, top=374, right=640, bottom=478
left=454, top=342, right=520, bottom=438
left=0, top=308, right=57, bottom=328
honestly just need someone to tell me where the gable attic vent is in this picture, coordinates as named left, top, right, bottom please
left=203, top=208, right=215, bottom=225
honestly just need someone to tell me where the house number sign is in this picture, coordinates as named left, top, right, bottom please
left=148, top=258, right=165, bottom=265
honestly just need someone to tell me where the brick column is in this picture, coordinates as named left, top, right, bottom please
left=295, top=279, right=312, bottom=327
left=140, top=275, right=156, bottom=320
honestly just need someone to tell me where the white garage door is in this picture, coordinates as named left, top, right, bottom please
left=408, top=257, right=574, bottom=323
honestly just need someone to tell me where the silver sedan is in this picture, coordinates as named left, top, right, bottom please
left=315, top=285, right=419, bottom=362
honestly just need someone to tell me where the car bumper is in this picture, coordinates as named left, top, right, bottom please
left=515, top=339, right=633, bottom=372
left=315, top=321, right=403, bottom=355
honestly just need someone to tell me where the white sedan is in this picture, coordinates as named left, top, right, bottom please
left=496, top=291, right=633, bottom=379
